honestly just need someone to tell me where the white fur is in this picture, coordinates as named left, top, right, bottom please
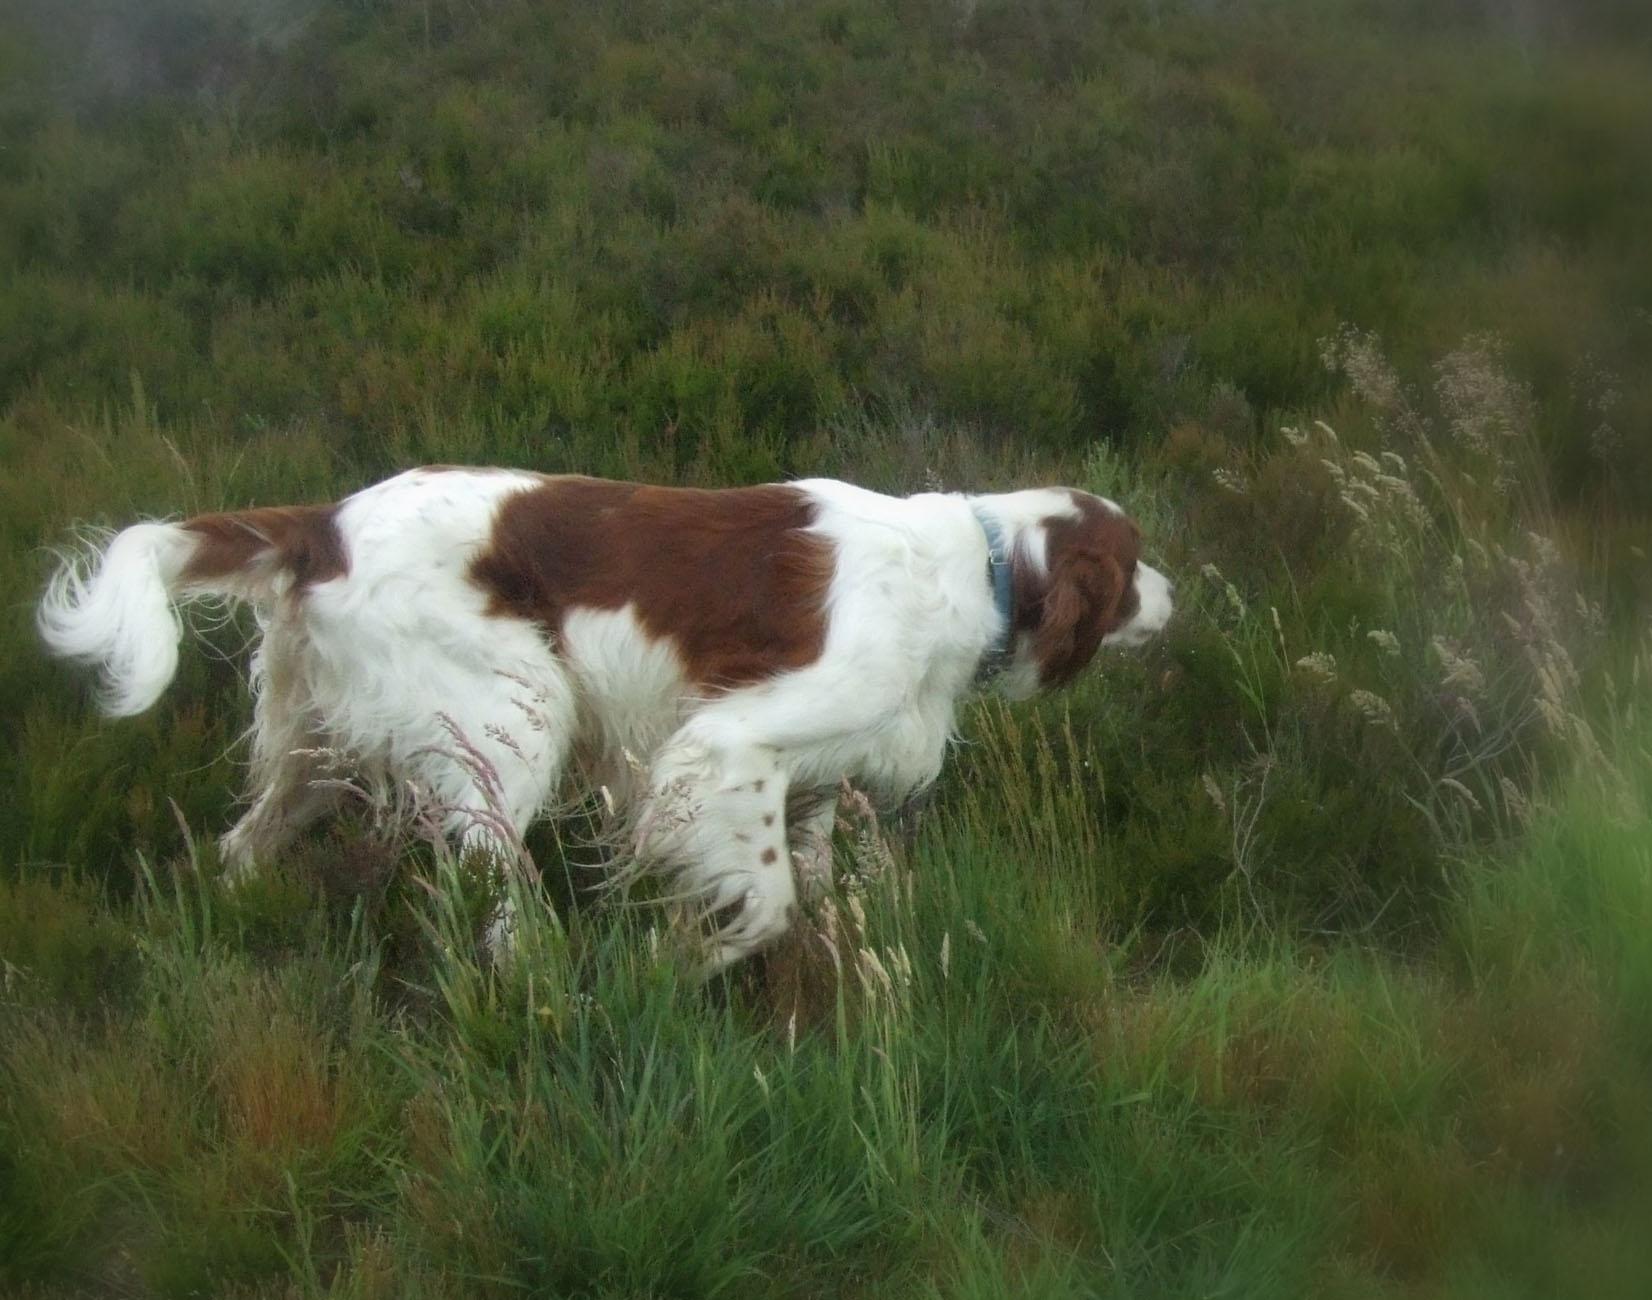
left=38, top=524, right=201, bottom=716
left=38, top=469, right=1172, bottom=971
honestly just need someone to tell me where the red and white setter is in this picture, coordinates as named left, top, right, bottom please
left=40, top=469, right=1172, bottom=969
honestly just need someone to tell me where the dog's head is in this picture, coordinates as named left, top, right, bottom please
left=995, top=488, right=1173, bottom=699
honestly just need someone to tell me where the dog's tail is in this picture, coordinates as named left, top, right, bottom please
left=38, top=505, right=345, bottom=717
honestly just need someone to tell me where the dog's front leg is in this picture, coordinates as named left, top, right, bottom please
left=639, top=734, right=798, bottom=974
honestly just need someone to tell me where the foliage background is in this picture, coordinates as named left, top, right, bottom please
left=2, top=1, right=1649, bottom=1295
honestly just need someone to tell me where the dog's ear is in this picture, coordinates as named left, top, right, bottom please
left=1030, top=546, right=1126, bottom=688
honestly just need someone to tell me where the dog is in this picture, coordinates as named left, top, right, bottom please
left=39, top=468, right=1173, bottom=969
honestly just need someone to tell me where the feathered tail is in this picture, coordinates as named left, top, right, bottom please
left=38, top=523, right=205, bottom=716
left=38, top=505, right=343, bottom=716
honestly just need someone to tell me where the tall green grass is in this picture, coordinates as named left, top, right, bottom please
left=5, top=694, right=1650, bottom=1295
left=3, top=0, right=1651, bottom=1294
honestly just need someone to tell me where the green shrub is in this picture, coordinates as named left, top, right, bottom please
left=2, top=0, right=1649, bottom=1292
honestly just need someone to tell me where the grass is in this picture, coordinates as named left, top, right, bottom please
left=3, top=0, right=1651, bottom=1295
left=5, top=719, right=1651, bottom=1296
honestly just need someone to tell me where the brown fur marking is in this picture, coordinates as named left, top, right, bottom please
left=470, top=476, right=835, bottom=690
left=1016, top=492, right=1142, bottom=687
left=182, top=505, right=348, bottom=590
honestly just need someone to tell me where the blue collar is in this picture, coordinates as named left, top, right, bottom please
left=971, top=505, right=1015, bottom=680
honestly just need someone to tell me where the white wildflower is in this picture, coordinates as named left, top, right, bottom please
left=1436, top=334, right=1533, bottom=456
left=1367, top=629, right=1401, bottom=657
left=1347, top=689, right=1397, bottom=731
left=1526, top=530, right=1561, bottom=571
left=1431, top=636, right=1486, bottom=695
left=1295, top=651, right=1338, bottom=684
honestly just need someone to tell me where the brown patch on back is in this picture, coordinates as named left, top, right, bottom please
left=1015, top=492, right=1141, bottom=688
left=182, top=505, right=348, bottom=590
left=471, top=477, right=834, bottom=690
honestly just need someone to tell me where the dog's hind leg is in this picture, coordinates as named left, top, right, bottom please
left=220, top=746, right=339, bottom=880
left=401, top=659, right=578, bottom=955
left=219, top=622, right=339, bottom=880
